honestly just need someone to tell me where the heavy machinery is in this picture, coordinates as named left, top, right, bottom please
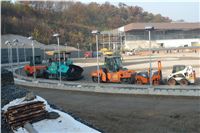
left=43, top=51, right=83, bottom=80
left=100, top=48, right=113, bottom=56
left=91, top=56, right=136, bottom=83
left=135, top=61, right=162, bottom=85
left=43, top=61, right=83, bottom=80
left=24, top=56, right=47, bottom=77
left=167, top=65, right=196, bottom=85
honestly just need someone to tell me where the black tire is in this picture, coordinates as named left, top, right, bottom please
left=121, top=78, right=128, bottom=84
left=92, top=76, right=98, bottom=82
left=129, top=73, right=137, bottom=84
left=43, top=71, right=49, bottom=79
left=26, top=73, right=32, bottom=77
left=92, top=76, right=102, bottom=83
left=35, top=70, right=40, bottom=78
left=179, top=79, right=188, bottom=86
left=153, top=80, right=159, bottom=85
left=136, top=79, right=143, bottom=85
left=168, top=78, right=176, bottom=86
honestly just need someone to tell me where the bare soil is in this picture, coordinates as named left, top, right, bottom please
left=23, top=86, right=200, bottom=133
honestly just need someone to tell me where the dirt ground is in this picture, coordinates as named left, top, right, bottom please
left=23, top=86, right=200, bottom=133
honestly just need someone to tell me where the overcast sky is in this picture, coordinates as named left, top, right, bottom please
left=79, top=0, right=200, bottom=22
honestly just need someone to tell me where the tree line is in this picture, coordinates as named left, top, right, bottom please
left=1, top=1, right=171, bottom=50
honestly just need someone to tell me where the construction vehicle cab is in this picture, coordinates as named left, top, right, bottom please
left=135, top=61, right=162, bottom=85
left=91, top=56, right=136, bottom=83
left=167, top=65, right=196, bottom=85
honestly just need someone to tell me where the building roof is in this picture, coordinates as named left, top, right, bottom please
left=1, top=34, right=78, bottom=52
left=124, top=22, right=200, bottom=32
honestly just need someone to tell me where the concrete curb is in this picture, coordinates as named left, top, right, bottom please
left=15, top=78, right=200, bottom=97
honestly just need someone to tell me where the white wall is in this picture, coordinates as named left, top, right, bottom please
left=124, top=40, right=159, bottom=50
left=156, top=38, right=200, bottom=48
left=124, top=38, right=200, bottom=50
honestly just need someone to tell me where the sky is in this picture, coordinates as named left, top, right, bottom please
left=79, top=0, right=200, bottom=22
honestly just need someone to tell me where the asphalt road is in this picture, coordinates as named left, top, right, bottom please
left=23, top=86, right=200, bottom=133
left=19, top=56, right=200, bottom=85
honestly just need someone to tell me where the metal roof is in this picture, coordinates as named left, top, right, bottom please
left=124, top=22, right=200, bottom=32
left=1, top=34, right=78, bottom=52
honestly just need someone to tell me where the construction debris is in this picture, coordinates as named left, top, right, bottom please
left=2, top=95, right=100, bottom=133
left=4, top=101, right=47, bottom=130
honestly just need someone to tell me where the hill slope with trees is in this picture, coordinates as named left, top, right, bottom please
left=1, top=1, right=171, bottom=50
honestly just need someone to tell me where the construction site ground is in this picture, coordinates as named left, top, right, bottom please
left=16, top=52, right=200, bottom=133
left=22, top=86, right=200, bottom=133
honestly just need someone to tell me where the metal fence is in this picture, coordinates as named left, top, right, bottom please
left=1, top=48, right=43, bottom=64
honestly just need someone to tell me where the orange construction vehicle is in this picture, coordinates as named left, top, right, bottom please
left=24, top=56, right=47, bottom=77
left=91, top=56, right=136, bottom=83
left=135, top=61, right=162, bottom=85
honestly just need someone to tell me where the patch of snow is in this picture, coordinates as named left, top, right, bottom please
left=2, top=96, right=100, bottom=133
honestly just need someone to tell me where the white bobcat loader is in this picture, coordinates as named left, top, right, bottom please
left=167, top=65, right=196, bottom=86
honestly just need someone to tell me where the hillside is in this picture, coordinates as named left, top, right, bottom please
left=1, top=1, right=171, bottom=50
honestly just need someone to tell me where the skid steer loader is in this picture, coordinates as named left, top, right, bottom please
left=167, top=65, right=196, bottom=86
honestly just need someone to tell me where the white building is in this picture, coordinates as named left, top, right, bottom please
left=117, top=22, right=200, bottom=50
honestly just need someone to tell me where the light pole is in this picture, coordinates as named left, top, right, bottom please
left=53, top=33, right=62, bottom=85
left=64, top=42, right=67, bottom=61
left=28, top=36, right=36, bottom=81
left=90, top=43, right=92, bottom=56
left=92, top=30, right=100, bottom=85
left=5, top=41, right=12, bottom=70
left=43, top=47, right=46, bottom=63
left=102, top=33, right=104, bottom=48
left=108, top=33, right=111, bottom=50
left=13, top=39, right=20, bottom=76
left=22, top=43, right=26, bottom=62
left=10, top=42, right=13, bottom=73
left=77, top=43, right=80, bottom=58
left=120, top=32, right=123, bottom=54
left=145, top=26, right=154, bottom=87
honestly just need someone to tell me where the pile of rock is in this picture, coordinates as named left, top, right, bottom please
left=1, top=69, right=14, bottom=87
left=1, top=69, right=61, bottom=132
left=1, top=69, right=29, bottom=108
